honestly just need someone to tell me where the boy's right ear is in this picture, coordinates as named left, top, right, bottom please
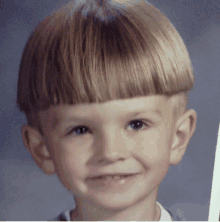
left=21, top=124, right=55, bottom=175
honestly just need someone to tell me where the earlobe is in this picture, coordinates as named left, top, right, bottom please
left=170, top=109, right=197, bottom=165
left=41, top=159, right=56, bottom=175
left=38, top=145, right=56, bottom=175
left=21, top=124, right=56, bottom=175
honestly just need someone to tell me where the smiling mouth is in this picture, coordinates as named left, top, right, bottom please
left=91, top=174, right=133, bottom=180
left=86, top=173, right=141, bottom=189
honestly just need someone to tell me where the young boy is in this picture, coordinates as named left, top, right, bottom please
left=17, top=0, right=197, bottom=220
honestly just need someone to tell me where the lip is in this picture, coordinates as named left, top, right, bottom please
left=86, top=173, right=142, bottom=192
left=87, top=173, right=140, bottom=180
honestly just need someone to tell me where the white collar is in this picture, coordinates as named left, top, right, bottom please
left=157, top=202, right=172, bottom=221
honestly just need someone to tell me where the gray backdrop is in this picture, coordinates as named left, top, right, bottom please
left=0, top=0, right=220, bottom=220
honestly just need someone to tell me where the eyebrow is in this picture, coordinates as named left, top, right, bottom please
left=130, top=109, right=162, bottom=118
left=51, top=108, right=162, bottom=130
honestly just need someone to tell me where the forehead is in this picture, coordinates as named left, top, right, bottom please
left=40, top=95, right=174, bottom=129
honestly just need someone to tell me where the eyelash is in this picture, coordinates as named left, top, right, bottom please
left=67, top=119, right=149, bottom=136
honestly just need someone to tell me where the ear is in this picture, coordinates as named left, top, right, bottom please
left=21, top=124, right=55, bottom=175
left=170, top=109, right=197, bottom=165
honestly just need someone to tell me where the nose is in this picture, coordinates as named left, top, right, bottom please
left=93, top=127, right=131, bottom=164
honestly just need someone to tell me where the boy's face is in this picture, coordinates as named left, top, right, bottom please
left=34, top=95, right=193, bottom=212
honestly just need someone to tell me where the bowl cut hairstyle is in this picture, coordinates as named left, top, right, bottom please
left=16, top=0, right=194, bottom=136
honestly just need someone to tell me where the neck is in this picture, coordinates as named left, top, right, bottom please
left=71, top=189, right=161, bottom=221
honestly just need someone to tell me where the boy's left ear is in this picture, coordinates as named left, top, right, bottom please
left=170, top=109, right=197, bottom=165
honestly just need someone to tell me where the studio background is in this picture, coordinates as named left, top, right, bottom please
left=0, top=0, right=220, bottom=220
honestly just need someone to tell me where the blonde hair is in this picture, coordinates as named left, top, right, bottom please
left=16, top=0, right=194, bottom=135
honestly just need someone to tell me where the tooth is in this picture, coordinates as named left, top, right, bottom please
left=119, top=179, right=125, bottom=184
left=113, top=176, right=120, bottom=180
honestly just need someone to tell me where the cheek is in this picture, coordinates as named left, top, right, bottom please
left=136, top=129, right=172, bottom=170
left=138, top=130, right=170, bottom=157
left=50, top=140, right=89, bottom=186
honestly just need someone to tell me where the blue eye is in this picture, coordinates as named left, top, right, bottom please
left=68, top=119, right=147, bottom=136
left=129, top=120, right=147, bottom=130
left=69, top=126, right=89, bottom=135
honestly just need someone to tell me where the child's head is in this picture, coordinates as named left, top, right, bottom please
left=17, top=0, right=197, bottom=220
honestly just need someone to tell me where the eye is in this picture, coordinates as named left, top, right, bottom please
left=68, top=126, right=89, bottom=136
left=128, top=119, right=148, bottom=131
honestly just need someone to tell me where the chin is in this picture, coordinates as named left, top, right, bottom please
left=86, top=189, right=146, bottom=212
